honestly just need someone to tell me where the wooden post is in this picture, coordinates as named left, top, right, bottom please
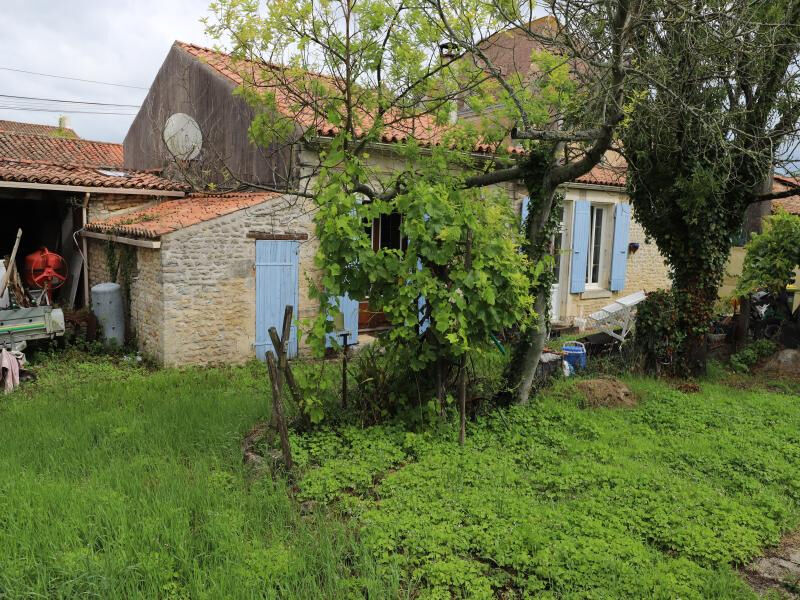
left=0, top=229, right=22, bottom=299
left=266, top=351, right=293, bottom=469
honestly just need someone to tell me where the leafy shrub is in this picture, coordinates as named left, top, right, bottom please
left=729, top=339, right=777, bottom=373
left=634, top=289, right=685, bottom=375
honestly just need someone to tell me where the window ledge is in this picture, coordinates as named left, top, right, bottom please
left=581, top=288, right=612, bottom=300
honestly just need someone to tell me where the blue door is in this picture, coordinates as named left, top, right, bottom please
left=255, top=240, right=299, bottom=360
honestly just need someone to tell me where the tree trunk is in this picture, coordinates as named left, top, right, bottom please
left=513, top=161, right=561, bottom=403
left=673, top=276, right=718, bottom=377
left=514, top=290, right=549, bottom=403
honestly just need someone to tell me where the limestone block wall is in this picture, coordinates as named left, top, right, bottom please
left=159, top=195, right=318, bottom=366
left=85, top=238, right=165, bottom=361
left=86, top=193, right=159, bottom=222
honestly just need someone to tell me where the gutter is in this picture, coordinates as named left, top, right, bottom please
left=0, top=181, right=185, bottom=197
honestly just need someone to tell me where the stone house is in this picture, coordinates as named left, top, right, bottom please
left=81, top=41, right=675, bottom=365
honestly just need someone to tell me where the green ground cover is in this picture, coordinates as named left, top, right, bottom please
left=1, top=353, right=799, bottom=598
left=0, top=355, right=395, bottom=598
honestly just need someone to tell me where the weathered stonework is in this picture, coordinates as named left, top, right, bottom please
left=86, top=238, right=165, bottom=362
left=159, top=194, right=318, bottom=366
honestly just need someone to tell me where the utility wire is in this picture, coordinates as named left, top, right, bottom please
left=0, top=66, right=149, bottom=90
left=0, top=106, right=137, bottom=116
left=0, top=94, right=140, bottom=108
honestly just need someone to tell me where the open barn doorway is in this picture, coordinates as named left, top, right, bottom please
left=0, top=189, right=86, bottom=309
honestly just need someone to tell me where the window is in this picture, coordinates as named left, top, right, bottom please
left=371, top=212, right=407, bottom=252
left=586, top=205, right=606, bottom=285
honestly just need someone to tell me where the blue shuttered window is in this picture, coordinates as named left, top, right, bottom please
left=520, top=195, right=530, bottom=231
left=255, top=240, right=299, bottom=360
left=609, top=203, right=631, bottom=291
left=570, top=200, right=591, bottom=293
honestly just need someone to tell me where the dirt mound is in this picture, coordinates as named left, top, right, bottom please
left=761, top=349, right=800, bottom=376
left=576, top=378, right=636, bottom=408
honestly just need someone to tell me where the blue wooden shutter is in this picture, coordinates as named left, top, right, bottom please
left=325, top=294, right=359, bottom=347
left=255, top=240, right=299, bottom=360
left=520, top=195, right=530, bottom=231
left=418, top=258, right=430, bottom=334
left=570, top=200, right=590, bottom=293
left=610, top=203, right=631, bottom=292
left=418, top=214, right=431, bottom=334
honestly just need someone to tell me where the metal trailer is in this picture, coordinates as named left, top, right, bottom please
left=0, top=306, right=65, bottom=351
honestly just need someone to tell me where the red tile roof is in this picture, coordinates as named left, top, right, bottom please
left=0, top=158, right=189, bottom=192
left=772, top=175, right=800, bottom=215
left=0, top=119, right=78, bottom=138
left=174, top=42, right=628, bottom=173
left=0, top=131, right=123, bottom=167
left=575, top=163, right=626, bottom=187
left=85, top=191, right=280, bottom=238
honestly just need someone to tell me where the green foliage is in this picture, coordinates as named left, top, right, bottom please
left=634, top=290, right=686, bottom=375
left=0, top=355, right=396, bottom=598
left=729, top=339, right=778, bottom=373
left=294, top=375, right=800, bottom=598
left=308, top=145, right=535, bottom=371
left=621, top=1, right=800, bottom=375
left=736, top=211, right=800, bottom=297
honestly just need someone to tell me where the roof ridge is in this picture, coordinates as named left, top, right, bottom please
left=0, top=156, right=124, bottom=170
left=0, top=130, right=122, bottom=147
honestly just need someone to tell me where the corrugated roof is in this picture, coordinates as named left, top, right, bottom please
left=0, top=119, right=79, bottom=138
left=0, top=131, right=123, bottom=167
left=85, top=191, right=280, bottom=238
left=0, top=158, right=189, bottom=192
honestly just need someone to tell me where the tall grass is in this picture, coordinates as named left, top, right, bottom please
left=0, top=355, right=395, bottom=598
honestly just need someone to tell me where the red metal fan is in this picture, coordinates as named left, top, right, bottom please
left=23, top=247, right=68, bottom=304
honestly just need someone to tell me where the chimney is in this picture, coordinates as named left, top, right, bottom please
left=58, top=115, right=69, bottom=130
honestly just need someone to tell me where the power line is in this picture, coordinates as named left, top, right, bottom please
left=0, top=66, right=149, bottom=90
left=0, top=94, right=140, bottom=108
left=0, top=106, right=137, bottom=116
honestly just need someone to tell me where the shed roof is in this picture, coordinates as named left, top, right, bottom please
left=85, top=191, right=280, bottom=238
left=0, top=119, right=78, bottom=138
left=0, top=131, right=123, bottom=167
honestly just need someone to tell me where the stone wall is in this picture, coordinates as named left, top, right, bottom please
left=159, top=194, right=318, bottom=366
left=85, top=238, right=165, bottom=362
left=86, top=193, right=159, bottom=222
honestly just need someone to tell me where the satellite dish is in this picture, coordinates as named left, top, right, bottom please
left=163, top=113, right=202, bottom=160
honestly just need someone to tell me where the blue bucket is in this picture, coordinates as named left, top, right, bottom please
left=562, top=341, right=587, bottom=371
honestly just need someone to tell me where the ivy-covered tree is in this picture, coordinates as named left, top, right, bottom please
left=622, top=0, right=800, bottom=375
left=206, top=0, right=645, bottom=403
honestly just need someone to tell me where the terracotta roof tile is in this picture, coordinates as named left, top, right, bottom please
left=0, top=158, right=189, bottom=192
left=0, top=119, right=78, bottom=138
left=0, top=131, right=123, bottom=167
left=575, top=163, right=627, bottom=187
left=85, top=191, right=280, bottom=238
left=772, top=175, right=800, bottom=215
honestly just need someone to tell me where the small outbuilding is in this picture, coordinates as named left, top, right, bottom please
left=83, top=191, right=336, bottom=365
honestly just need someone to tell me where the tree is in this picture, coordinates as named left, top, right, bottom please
left=622, top=0, right=800, bottom=375
left=206, top=0, right=645, bottom=403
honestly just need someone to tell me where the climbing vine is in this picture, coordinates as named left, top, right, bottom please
left=104, top=241, right=137, bottom=307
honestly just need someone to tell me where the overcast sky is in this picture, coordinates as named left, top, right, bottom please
left=0, top=0, right=217, bottom=143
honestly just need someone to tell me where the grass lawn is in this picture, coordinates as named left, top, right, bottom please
left=0, top=355, right=396, bottom=598
left=1, top=353, right=799, bottom=598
